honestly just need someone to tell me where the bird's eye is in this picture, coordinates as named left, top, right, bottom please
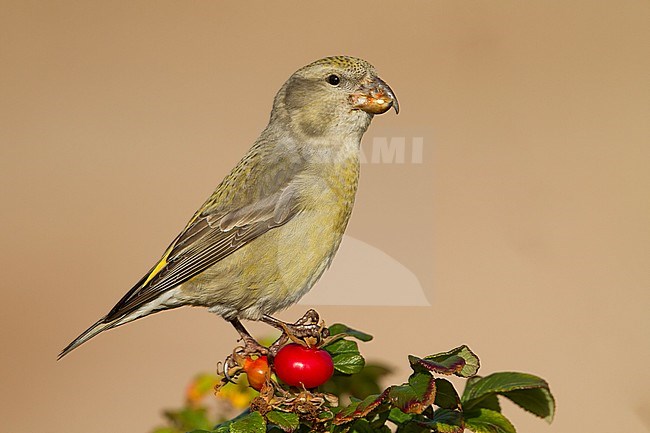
left=327, top=74, right=340, bottom=86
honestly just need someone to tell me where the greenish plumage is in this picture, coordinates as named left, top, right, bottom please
left=60, top=56, right=398, bottom=359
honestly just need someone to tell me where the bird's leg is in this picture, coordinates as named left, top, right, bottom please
left=230, top=318, right=269, bottom=356
left=264, top=309, right=329, bottom=355
left=221, top=319, right=269, bottom=383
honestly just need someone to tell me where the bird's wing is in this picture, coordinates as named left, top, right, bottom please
left=104, top=184, right=301, bottom=321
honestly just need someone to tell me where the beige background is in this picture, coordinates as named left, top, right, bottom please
left=1, top=1, right=649, bottom=432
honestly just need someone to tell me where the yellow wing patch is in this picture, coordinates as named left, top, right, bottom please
left=142, top=252, right=170, bottom=287
left=140, top=209, right=204, bottom=287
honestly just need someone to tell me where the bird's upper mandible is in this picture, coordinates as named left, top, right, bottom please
left=350, top=75, right=399, bottom=115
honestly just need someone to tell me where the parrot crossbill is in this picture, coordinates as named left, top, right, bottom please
left=59, top=56, right=398, bottom=359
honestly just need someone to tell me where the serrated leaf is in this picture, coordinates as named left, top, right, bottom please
left=503, top=387, right=555, bottom=422
left=388, top=373, right=437, bottom=414
left=212, top=424, right=230, bottom=433
left=461, top=372, right=554, bottom=422
left=329, top=323, right=373, bottom=341
left=211, top=409, right=251, bottom=432
left=332, top=353, right=365, bottom=374
left=212, top=408, right=251, bottom=433
left=411, top=346, right=480, bottom=377
left=460, top=376, right=501, bottom=412
left=266, top=410, right=299, bottom=432
left=334, top=391, right=389, bottom=424
left=462, top=372, right=548, bottom=401
left=464, top=408, right=516, bottom=433
left=349, top=418, right=377, bottom=433
left=318, top=410, right=334, bottom=420
left=433, top=378, right=461, bottom=410
left=396, top=421, right=430, bottom=433
left=371, top=409, right=391, bottom=429
left=325, top=338, right=359, bottom=354
left=409, top=372, right=434, bottom=394
left=463, top=376, right=501, bottom=412
left=169, top=407, right=212, bottom=431
left=388, top=407, right=413, bottom=424
left=442, top=345, right=480, bottom=377
left=409, top=355, right=465, bottom=376
left=230, top=411, right=265, bottom=433
left=324, top=339, right=365, bottom=374
left=417, top=408, right=464, bottom=433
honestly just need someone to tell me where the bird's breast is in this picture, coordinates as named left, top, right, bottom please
left=263, top=154, right=360, bottom=303
left=180, top=151, right=361, bottom=319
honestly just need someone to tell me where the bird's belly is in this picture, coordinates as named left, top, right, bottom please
left=178, top=205, right=349, bottom=320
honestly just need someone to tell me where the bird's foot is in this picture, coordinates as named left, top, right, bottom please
left=265, top=309, right=330, bottom=355
left=218, top=318, right=269, bottom=382
left=238, top=334, right=269, bottom=357
left=219, top=335, right=269, bottom=384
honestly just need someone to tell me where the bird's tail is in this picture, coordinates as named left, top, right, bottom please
left=58, top=317, right=117, bottom=360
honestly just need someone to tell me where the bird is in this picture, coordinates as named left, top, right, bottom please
left=59, top=56, right=398, bottom=359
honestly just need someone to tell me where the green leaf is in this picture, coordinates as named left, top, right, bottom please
left=462, top=372, right=554, bottom=422
left=192, top=373, right=220, bottom=395
left=329, top=323, right=373, bottom=341
left=332, top=353, right=365, bottom=374
left=320, top=363, right=392, bottom=400
left=167, top=407, right=212, bottom=431
left=318, top=409, right=334, bottom=421
left=212, top=424, right=230, bottom=433
left=503, top=387, right=555, bottom=422
left=349, top=418, right=377, bottom=433
left=334, top=391, right=389, bottom=425
left=464, top=408, right=516, bottom=433
left=462, top=376, right=501, bottom=412
left=433, top=378, right=461, bottom=410
left=408, top=354, right=462, bottom=376
left=230, top=411, right=266, bottom=433
left=266, top=410, right=299, bottom=432
left=388, top=372, right=436, bottom=414
left=324, top=339, right=365, bottom=374
left=462, top=372, right=547, bottom=401
left=418, top=408, right=464, bottom=433
left=211, top=409, right=251, bottom=433
left=396, top=421, right=430, bottom=433
left=388, top=407, right=413, bottom=425
left=370, top=409, right=391, bottom=430
left=410, top=346, right=480, bottom=377
left=324, top=338, right=358, bottom=353
left=439, top=345, right=480, bottom=377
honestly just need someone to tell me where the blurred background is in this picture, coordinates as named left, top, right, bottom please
left=1, top=1, right=649, bottom=432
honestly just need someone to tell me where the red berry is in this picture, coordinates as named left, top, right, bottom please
left=243, top=355, right=269, bottom=391
left=273, top=344, right=334, bottom=388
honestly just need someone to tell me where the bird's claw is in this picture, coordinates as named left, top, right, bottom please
left=218, top=309, right=329, bottom=390
left=269, top=309, right=330, bottom=355
left=218, top=337, right=268, bottom=387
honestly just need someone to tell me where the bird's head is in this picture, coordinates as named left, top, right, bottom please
left=271, top=56, right=399, bottom=139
